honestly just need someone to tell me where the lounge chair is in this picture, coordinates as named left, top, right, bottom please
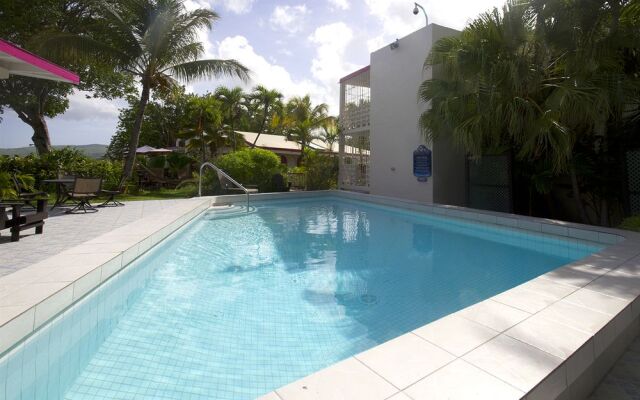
left=0, top=198, right=48, bottom=242
left=66, top=177, right=102, bottom=214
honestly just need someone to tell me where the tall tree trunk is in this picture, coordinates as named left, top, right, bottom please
left=31, top=113, right=52, bottom=155
left=201, top=132, right=206, bottom=164
left=600, top=198, right=609, bottom=227
left=569, top=163, right=589, bottom=224
left=15, top=109, right=52, bottom=155
left=252, top=104, right=269, bottom=148
left=300, top=140, right=306, bottom=164
left=231, top=121, right=236, bottom=151
left=119, top=82, right=151, bottom=189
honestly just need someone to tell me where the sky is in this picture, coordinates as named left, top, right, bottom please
left=0, top=0, right=506, bottom=148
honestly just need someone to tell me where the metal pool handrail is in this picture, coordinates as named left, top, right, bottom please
left=199, top=162, right=250, bottom=211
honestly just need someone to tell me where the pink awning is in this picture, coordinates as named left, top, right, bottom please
left=0, top=38, right=80, bottom=84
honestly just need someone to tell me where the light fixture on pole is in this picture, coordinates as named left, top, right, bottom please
left=413, top=2, right=428, bottom=26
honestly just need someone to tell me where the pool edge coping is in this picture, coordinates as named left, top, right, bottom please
left=0, top=197, right=212, bottom=355
left=0, top=190, right=638, bottom=400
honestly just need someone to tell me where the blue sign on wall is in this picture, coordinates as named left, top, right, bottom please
left=413, top=145, right=432, bottom=182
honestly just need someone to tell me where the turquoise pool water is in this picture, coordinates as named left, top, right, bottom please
left=0, top=198, right=601, bottom=400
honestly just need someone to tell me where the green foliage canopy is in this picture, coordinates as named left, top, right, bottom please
left=216, top=148, right=285, bottom=192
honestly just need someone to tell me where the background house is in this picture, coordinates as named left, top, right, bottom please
left=235, top=131, right=338, bottom=168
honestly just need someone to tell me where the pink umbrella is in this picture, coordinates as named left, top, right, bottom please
left=0, top=38, right=79, bottom=84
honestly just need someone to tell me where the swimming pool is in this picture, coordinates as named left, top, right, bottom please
left=0, top=197, right=602, bottom=400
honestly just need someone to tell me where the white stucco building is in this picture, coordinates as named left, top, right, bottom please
left=339, top=24, right=466, bottom=206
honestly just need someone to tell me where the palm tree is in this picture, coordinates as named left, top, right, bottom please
left=419, top=0, right=639, bottom=224
left=215, top=86, right=247, bottom=151
left=282, top=95, right=330, bottom=161
left=179, top=94, right=224, bottom=163
left=320, top=117, right=340, bottom=151
left=44, top=0, right=249, bottom=188
left=250, top=85, right=283, bottom=147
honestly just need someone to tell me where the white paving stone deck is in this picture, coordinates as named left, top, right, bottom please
left=0, top=199, right=196, bottom=276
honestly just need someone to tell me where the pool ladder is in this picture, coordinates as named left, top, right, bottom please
left=199, top=162, right=250, bottom=211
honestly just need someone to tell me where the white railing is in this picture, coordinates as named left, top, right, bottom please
left=199, top=162, right=250, bottom=211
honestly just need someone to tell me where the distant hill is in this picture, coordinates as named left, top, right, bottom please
left=0, top=144, right=108, bottom=159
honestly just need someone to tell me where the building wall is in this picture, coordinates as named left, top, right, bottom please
left=368, top=24, right=465, bottom=205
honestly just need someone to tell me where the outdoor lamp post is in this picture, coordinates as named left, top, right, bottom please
left=413, top=2, right=428, bottom=26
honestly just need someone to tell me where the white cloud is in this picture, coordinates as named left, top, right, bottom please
left=308, top=22, right=356, bottom=87
left=221, top=0, right=254, bottom=14
left=59, top=91, right=122, bottom=121
left=307, top=22, right=357, bottom=113
left=328, top=0, right=350, bottom=10
left=269, top=4, right=310, bottom=34
left=184, top=0, right=254, bottom=14
left=213, top=35, right=338, bottom=111
left=364, top=0, right=424, bottom=47
left=366, top=34, right=385, bottom=53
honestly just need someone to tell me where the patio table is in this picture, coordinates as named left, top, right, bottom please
left=42, top=178, right=74, bottom=209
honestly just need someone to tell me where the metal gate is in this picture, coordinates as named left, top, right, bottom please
left=466, top=154, right=513, bottom=213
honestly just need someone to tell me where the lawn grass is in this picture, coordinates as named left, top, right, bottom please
left=97, top=187, right=198, bottom=202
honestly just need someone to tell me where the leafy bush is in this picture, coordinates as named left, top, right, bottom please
left=303, top=150, right=338, bottom=190
left=0, top=148, right=123, bottom=190
left=0, top=172, right=17, bottom=199
left=216, top=148, right=285, bottom=192
left=619, top=215, right=640, bottom=232
left=167, top=152, right=195, bottom=178
left=0, top=171, right=37, bottom=200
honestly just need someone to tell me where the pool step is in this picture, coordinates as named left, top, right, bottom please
left=205, top=204, right=254, bottom=219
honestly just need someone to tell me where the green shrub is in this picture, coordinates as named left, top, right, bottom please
left=0, top=172, right=18, bottom=199
left=216, top=148, right=285, bottom=192
left=0, top=148, right=123, bottom=190
left=147, top=155, right=166, bottom=169
left=0, top=171, right=37, bottom=200
left=619, top=215, right=640, bottom=232
left=167, top=153, right=195, bottom=178
left=303, top=150, right=338, bottom=190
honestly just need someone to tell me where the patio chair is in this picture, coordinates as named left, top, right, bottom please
left=98, top=189, right=125, bottom=207
left=66, top=177, right=102, bottom=214
left=11, top=173, right=48, bottom=208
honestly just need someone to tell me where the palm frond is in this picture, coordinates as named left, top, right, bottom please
left=170, top=59, right=249, bottom=82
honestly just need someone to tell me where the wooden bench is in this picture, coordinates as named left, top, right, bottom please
left=0, top=199, right=48, bottom=242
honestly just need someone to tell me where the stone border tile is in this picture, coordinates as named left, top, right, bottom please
left=354, top=332, right=455, bottom=389
left=463, top=334, right=565, bottom=393
left=275, top=357, right=397, bottom=400
left=404, top=359, right=524, bottom=400
left=412, top=315, right=499, bottom=357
